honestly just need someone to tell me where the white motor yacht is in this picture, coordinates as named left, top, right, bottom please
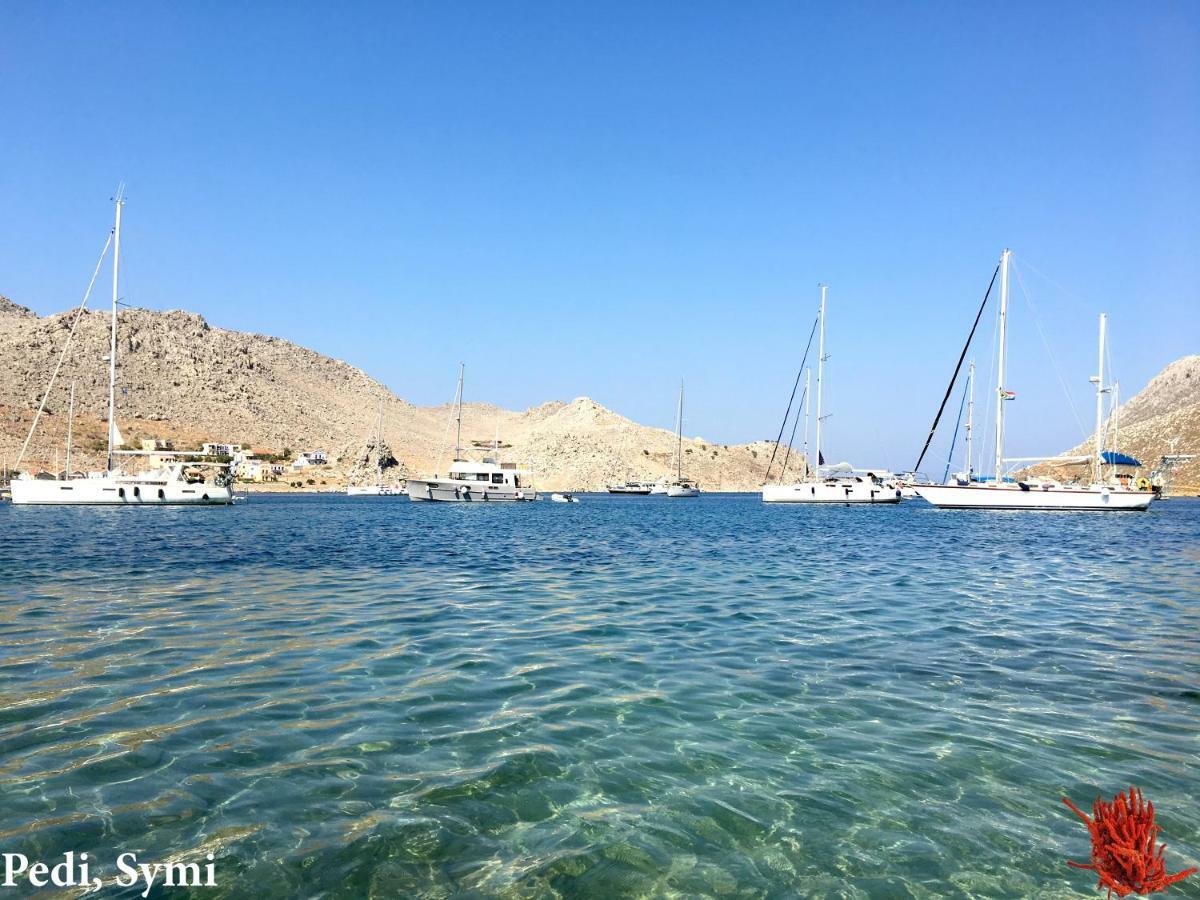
left=406, top=365, right=537, bottom=502
left=607, top=480, right=654, bottom=495
left=407, top=457, right=536, bottom=502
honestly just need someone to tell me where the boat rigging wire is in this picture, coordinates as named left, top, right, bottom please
left=1010, top=256, right=1088, bottom=442
left=912, top=263, right=999, bottom=473
left=437, top=364, right=464, bottom=467
left=779, top=382, right=808, bottom=481
left=763, top=312, right=819, bottom=482
left=15, top=231, right=114, bottom=470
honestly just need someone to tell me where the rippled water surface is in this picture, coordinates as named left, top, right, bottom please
left=2, top=494, right=1199, bottom=898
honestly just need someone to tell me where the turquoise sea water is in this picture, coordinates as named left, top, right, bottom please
left=1, top=494, right=1198, bottom=898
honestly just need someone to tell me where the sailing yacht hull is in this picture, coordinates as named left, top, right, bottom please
left=10, top=476, right=233, bottom=505
left=915, top=483, right=1153, bottom=510
left=762, top=481, right=901, bottom=503
left=666, top=485, right=699, bottom=498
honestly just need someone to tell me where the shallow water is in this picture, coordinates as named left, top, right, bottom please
left=1, top=494, right=1198, bottom=898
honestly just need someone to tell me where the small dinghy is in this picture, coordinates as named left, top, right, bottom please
left=551, top=493, right=579, bottom=503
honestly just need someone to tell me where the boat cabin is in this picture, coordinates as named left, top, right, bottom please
left=445, top=457, right=530, bottom=489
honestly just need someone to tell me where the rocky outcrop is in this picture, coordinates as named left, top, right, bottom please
left=347, top=438, right=404, bottom=486
left=0, top=295, right=35, bottom=319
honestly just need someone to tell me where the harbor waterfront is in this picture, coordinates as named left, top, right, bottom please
left=2, top=494, right=1198, bottom=896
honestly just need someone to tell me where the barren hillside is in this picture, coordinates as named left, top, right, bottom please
left=0, top=295, right=780, bottom=491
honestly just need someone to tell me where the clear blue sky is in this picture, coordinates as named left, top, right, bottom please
left=2, top=2, right=1196, bottom=471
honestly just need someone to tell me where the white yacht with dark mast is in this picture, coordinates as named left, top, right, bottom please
left=915, top=249, right=1154, bottom=511
left=405, top=365, right=537, bottom=502
left=9, top=194, right=233, bottom=506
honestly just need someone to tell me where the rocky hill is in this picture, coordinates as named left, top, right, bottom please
left=0, top=295, right=783, bottom=491
left=1034, top=355, right=1200, bottom=494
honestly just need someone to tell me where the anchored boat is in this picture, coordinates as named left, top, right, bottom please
left=10, top=194, right=233, bottom=506
left=406, top=456, right=536, bottom=502
left=762, top=285, right=900, bottom=504
left=406, top=365, right=537, bottom=502
left=665, top=381, right=699, bottom=498
left=915, top=250, right=1154, bottom=511
left=607, top=480, right=654, bottom=495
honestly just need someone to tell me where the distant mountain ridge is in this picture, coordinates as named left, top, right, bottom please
left=0, top=294, right=779, bottom=490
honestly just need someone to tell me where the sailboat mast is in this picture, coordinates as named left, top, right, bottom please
left=993, top=250, right=1010, bottom=481
left=454, top=363, right=465, bottom=461
left=802, top=367, right=811, bottom=477
left=1092, top=313, right=1107, bottom=484
left=965, top=361, right=974, bottom=478
left=106, top=196, right=123, bottom=472
left=814, top=285, right=826, bottom=477
left=675, top=380, right=684, bottom=481
left=65, top=381, right=76, bottom=478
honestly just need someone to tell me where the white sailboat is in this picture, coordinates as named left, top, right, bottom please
left=346, top=397, right=404, bottom=496
left=762, top=285, right=900, bottom=504
left=405, top=365, right=537, bottom=502
left=10, top=195, right=233, bottom=506
left=916, top=249, right=1154, bottom=511
left=665, top=381, right=699, bottom=498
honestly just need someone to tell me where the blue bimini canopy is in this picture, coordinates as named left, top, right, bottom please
left=1102, top=451, right=1142, bottom=467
